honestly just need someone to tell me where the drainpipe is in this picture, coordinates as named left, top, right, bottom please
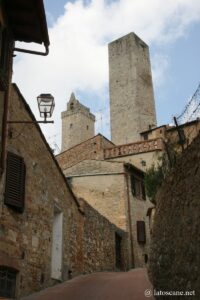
left=124, top=169, right=135, bottom=268
left=0, top=43, right=13, bottom=175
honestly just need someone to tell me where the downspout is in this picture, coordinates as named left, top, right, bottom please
left=124, top=169, right=135, bottom=268
left=0, top=42, right=13, bottom=174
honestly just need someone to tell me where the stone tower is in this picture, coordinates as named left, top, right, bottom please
left=61, top=93, right=95, bottom=151
left=109, top=32, right=157, bottom=145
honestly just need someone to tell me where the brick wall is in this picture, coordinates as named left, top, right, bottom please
left=57, top=134, right=113, bottom=170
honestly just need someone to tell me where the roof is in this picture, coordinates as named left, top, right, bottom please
left=124, top=163, right=145, bottom=177
left=56, top=133, right=115, bottom=157
left=12, top=83, right=82, bottom=213
left=4, top=0, right=49, bottom=46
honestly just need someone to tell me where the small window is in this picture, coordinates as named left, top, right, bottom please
left=70, top=123, right=73, bottom=128
left=0, top=266, right=17, bottom=298
left=137, top=221, right=146, bottom=244
left=4, top=152, right=26, bottom=212
left=130, top=175, right=146, bottom=200
left=86, top=125, right=89, bottom=130
left=143, top=133, right=148, bottom=140
left=70, top=102, right=74, bottom=110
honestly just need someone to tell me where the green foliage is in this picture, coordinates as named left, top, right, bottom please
left=144, top=163, right=164, bottom=204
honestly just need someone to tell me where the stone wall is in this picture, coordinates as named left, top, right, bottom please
left=126, top=171, right=152, bottom=268
left=0, top=84, right=83, bottom=298
left=78, top=199, right=130, bottom=272
left=149, top=131, right=200, bottom=297
left=0, top=84, right=125, bottom=299
left=109, top=32, right=157, bottom=145
left=65, top=159, right=129, bottom=232
left=65, top=159, right=152, bottom=268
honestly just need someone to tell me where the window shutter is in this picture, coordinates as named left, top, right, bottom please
left=137, top=221, right=146, bottom=243
left=4, top=152, right=26, bottom=212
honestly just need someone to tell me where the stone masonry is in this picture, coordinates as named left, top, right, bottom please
left=61, top=93, right=95, bottom=151
left=109, top=32, right=157, bottom=145
left=0, top=84, right=129, bottom=298
left=149, top=132, right=200, bottom=298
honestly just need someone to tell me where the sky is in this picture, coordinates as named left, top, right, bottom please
left=13, top=0, right=200, bottom=153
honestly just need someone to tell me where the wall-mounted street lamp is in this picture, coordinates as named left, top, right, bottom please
left=37, top=94, right=55, bottom=123
left=7, top=94, right=55, bottom=124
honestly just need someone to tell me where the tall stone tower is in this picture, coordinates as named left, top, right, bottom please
left=61, top=93, right=95, bottom=151
left=109, top=32, right=157, bottom=145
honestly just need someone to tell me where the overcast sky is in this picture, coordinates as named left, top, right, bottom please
left=13, top=0, right=200, bottom=152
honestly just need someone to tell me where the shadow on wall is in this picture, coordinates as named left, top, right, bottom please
left=148, top=132, right=200, bottom=298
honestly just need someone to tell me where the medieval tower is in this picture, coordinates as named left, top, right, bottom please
left=109, top=32, right=157, bottom=145
left=61, top=93, right=95, bottom=151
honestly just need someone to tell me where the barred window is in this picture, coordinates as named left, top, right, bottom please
left=130, top=175, right=146, bottom=200
left=0, top=266, right=17, bottom=298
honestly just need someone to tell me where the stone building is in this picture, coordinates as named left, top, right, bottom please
left=61, top=93, right=95, bottom=151
left=56, top=32, right=200, bottom=272
left=109, top=32, right=157, bottom=145
left=0, top=84, right=130, bottom=299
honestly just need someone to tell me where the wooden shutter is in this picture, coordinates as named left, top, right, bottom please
left=137, top=221, right=146, bottom=243
left=4, top=152, right=26, bottom=212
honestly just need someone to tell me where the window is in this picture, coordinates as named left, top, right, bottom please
left=143, top=133, right=148, bottom=140
left=86, top=125, right=89, bottom=130
left=130, top=175, right=146, bottom=200
left=4, top=152, right=26, bottom=212
left=0, top=266, right=17, bottom=298
left=137, top=221, right=146, bottom=244
left=70, top=123, right=73, bottom=128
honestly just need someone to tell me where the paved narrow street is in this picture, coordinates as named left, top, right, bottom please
left=21, top=268, right=154, bottom=300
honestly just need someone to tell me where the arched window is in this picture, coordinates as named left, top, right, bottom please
left=0, top=266, right=17, bottom=298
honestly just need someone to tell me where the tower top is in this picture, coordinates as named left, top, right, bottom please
left=69, top=92, right=76, bottom=103
left=61, top=93, right=95, bottom=151
left=62, top=93, right=95, bottom=122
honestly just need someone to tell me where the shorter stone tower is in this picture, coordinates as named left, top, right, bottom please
left=61, top=93, right=95, bottom=151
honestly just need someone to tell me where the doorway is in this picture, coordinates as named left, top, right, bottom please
left=115, top=232, right=122, bottom=269
left=51, top=206, right=63, bottom=280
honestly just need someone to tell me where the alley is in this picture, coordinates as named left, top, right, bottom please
left=21, top=268, right=154, bottom=300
